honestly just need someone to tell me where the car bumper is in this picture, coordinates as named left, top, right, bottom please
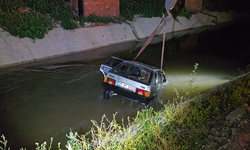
left=102, top=82, right=151, bottom=104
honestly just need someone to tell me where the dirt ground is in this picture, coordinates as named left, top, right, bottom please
left=226, top=120, right=250, bottom=150
left=218, top=103, right=250, bottom=150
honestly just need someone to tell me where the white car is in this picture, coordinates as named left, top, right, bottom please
left=100, top=56, right=169, bottom=108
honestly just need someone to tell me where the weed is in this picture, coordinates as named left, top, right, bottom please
left=0, top=135, right=9, bottom=150
left=77, top=13, right=120, bottom=26
left=173, top=63, right=199, bottom=102
left=32, top=137, right=54, bottom=150
left=120, top=0, right=167, bottom=20
left=120, top=0, right=192, bottom=21
left=171, top=7, right=192, bottom=21
left=60, top=19, right=77, bottom=30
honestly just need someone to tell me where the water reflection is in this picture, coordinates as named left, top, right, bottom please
left=0, top=20, right=249, bottom=149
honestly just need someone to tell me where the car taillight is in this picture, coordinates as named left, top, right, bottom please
left=136, top=88, right=150, bottom=97
left=104, top=77, right=116, bottom=85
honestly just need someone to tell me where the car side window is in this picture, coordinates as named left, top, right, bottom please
left=154, top=72, right=157, bottom=84
left=154, top=71, right=162, bottom=84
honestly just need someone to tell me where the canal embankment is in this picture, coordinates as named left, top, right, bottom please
left=0, top=9, right=250, bottom=68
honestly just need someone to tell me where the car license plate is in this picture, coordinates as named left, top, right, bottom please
left=118, top=82, right=134, bottom=91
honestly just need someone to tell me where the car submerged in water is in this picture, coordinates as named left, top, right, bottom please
left=100, top=56, right=169, bottom=108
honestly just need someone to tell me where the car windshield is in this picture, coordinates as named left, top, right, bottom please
left=111, top=62, right=153, bottom=85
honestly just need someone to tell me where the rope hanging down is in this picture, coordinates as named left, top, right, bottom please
left=161, top=10, right=172, bottom=70
left=133, top=19, right=163, bottom=61
left=133, top=0, right=177, bottom=70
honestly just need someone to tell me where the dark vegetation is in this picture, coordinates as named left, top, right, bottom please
left=0, top=0, right=192, bottom=40
left=120, top=0, right=192, bottom=21
left=0, top=0, right=119, bottom=40
left=0, top=0, right=249, bottom=40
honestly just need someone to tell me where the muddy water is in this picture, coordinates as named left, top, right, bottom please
left=0, top=20, right=249, bottom=149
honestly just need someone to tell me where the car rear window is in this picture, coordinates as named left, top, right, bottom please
left=111, top=62, right=152, bottom=85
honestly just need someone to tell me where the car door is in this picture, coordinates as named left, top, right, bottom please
left=161, top=71, right=169, bottom=85
left=100, top=56, right=124, bottom=77
left=151, top=71, right=168, bottom=99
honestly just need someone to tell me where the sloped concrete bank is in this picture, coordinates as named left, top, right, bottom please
left=0, top=9, right=250, bottom=68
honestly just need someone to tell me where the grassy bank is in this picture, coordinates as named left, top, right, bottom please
left=1, top=64, right=249, bottom=150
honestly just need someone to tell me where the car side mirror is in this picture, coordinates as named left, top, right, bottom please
left=162, top=74, right=167, bottom=83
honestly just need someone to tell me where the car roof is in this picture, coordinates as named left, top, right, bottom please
left=123, top=60, right=162, bottom=71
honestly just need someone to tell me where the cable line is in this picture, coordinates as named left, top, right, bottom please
left=133, top=0, right=177, bottom=70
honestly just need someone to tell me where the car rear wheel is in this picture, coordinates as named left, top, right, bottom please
left=145, top=97, right=156, bottom=109
left=103, top=90, right=110, bottom=99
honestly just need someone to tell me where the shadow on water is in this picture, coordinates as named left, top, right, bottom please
left=0, top=20, right=250, bottom=149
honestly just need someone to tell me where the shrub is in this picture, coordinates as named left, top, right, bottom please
left=0, top=7, right=53, bottom=40
left=0, top=0, right=122, bottom=39
left=120, top=0, right=167, bottom=20
left=120, top=0, right=192, bottom=21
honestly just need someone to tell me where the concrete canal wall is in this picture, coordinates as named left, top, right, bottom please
left=0, top=9, right=250, bottom=68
